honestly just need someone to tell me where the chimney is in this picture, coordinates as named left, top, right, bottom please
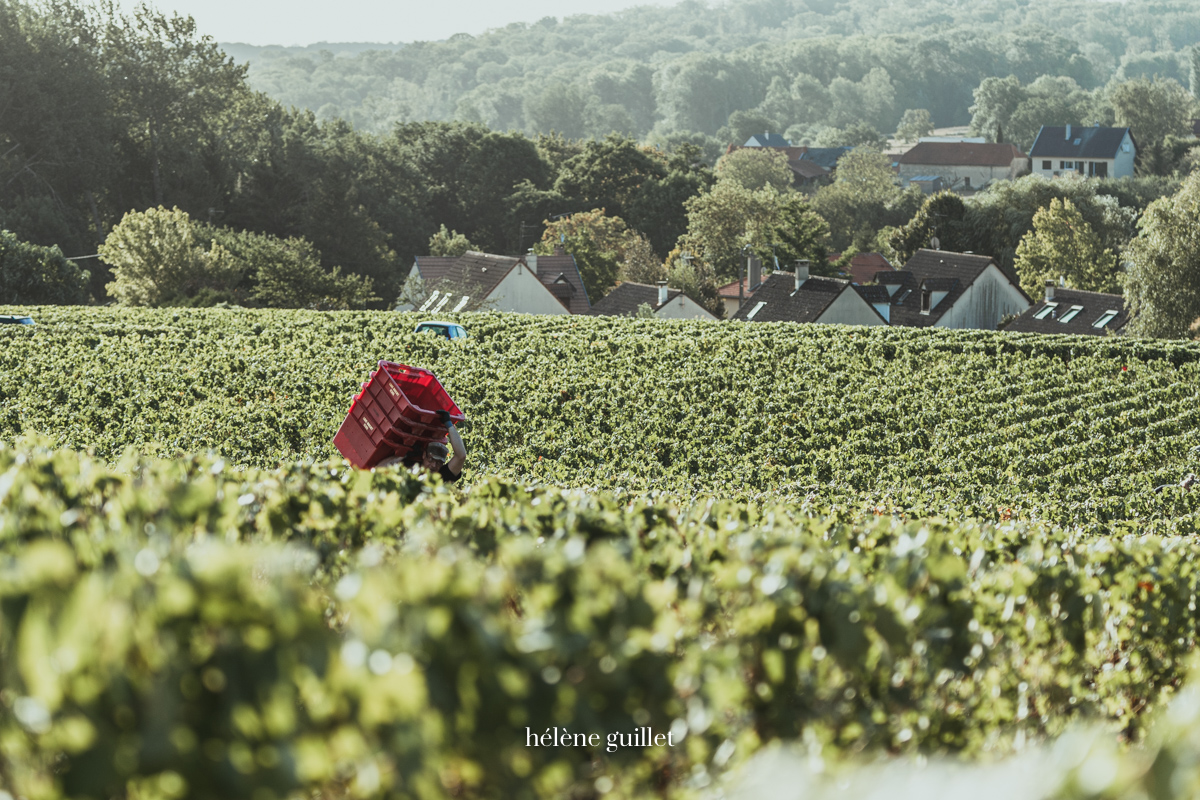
left=657, top=280, right=668, bottom=306
left=794, top=259, right=809, bottom=290
left=526, top=253, right=537, bottom=274
left=1065, top=124, right=1071, bottom=140
left=749, top=254, right=762, bottom=290
left=1045, top=281, right=1055, bottom=302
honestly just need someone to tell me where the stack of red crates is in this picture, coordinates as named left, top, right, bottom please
left=333, top=362, right=466, bottom=469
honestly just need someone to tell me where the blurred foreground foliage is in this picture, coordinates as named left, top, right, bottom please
left=6, top=439, right=1200, bottom=798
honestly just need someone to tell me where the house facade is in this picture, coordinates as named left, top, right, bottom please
left=876, top=249, right=1031, bottom=330
left=731, top=263, right=887, bottom=327
left=402, top=251, right=583, bottom=315
left=1004, top=284, right=1128, bottom=335
left=590, top=281, right=717, bottom=320
left=1028, top=125, right=1136, bottom=179
left=897, top=142, right=1029, bottom=190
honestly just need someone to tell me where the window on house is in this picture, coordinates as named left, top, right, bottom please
left=1092, top=309, right=1119, bottom=328
left=895, top=289, right=912, bottom=304
left=1058, top=304, right=1084, bottom=323
left=920, top=289, right=931, bottom=314
left=1122, top=143, right=1131, bottom=152
left=1042, top=160, right=1052, bottom=170
left=418, top=290, right=440, bottom=312
left=1033, top=302, right=1058, bottom=320
left=1061, top=161, right=1072, bottom=169
left=746, top=301, right=767, bottom=320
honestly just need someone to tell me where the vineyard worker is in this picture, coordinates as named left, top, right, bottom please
left=410, top=423, right=466, bottom=483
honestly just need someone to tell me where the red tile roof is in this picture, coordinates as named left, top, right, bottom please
left=828, top=252, right=893, bottom=284
left=898, top=142, right=1026, bottom=167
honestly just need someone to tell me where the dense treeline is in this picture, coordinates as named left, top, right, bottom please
left=231, top=0, right=1200, bottom=144
left=0, top=0, right=721, bottom=305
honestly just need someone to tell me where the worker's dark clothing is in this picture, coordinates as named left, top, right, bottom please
left=402, top=443, right=462, bottom=483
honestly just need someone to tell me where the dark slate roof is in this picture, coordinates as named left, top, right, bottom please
left=790, top=159, right=830, bottom=180
left=413, top=252, right=519, bottom=310
left=731, top=272, right=878, bottom=323
left=898, top=142, right=1026, bottom=167
left=529, top=252, right=591, bottom=314
left=798, top=147, right=851, bottom=169
left=884, top=249, right=1026, bottom=328
left=1004, top=288, right=1128, bottom=336
left=1028, top=126, right=1133, bottom=159
left=590, top=282, right=683, bottom=317
left=745, top=133, right=792, bottom=147
left=853, top=284, right=892, bottom=305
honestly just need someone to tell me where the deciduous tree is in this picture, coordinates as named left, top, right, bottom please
left=1012, top=197, right=1119, bottom=297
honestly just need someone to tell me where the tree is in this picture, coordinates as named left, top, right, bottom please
left=1012, top=198, right=1119, bottom=297
left=968, top=75, right=1026, bottom=142
left=100, top=207, right=241, bottom=306
left=204, top=225, right=377, bottom=309
left=814, top=122, right=889, bottom=149
left=810, top=149, right=920, bottom=251
left=428, top=225, right=477, bottom=257
left=1105, top=76, right=1198, bottom=153
left=1124, top=172, right=1200, bottom=338
left=676, top=181, right=785, bottom=281
left=666, top=254, right=723, bottom=318
left=535, top=209, right=647, bottom=299
left=888, top=192, right=969, bottom=263
left=964, top=175, right=1137, bottom=271
left=720, top=109, right=782, bottom=147
left=896, top=109, right=934, bottom=143
left=0, top=229, right=90, bottom=304
left=715, top=148, right=794, bottom=191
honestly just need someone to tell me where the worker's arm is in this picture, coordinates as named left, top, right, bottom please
left=446, top=423, right=467, bottom=475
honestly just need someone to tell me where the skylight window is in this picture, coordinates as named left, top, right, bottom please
left=452, top=295, right=470, bottom=312
left=1033, top=302, right=1058, bottom=320
left=1092, top=309, right=1119, bottom=328
left=1058, top=304, right=1084, bottom=323
left=746, top=301, right=767, bottom=320
left=419, top=290, right=440, bottom=312
left=432, top=293, right=452, bottom=313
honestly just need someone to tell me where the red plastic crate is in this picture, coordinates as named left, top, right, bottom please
left=333, top=362, right=464, bottom=469
left=375, top=362, right=465, bottom=426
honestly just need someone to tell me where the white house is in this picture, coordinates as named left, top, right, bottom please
left=874, top=249, right=1031, bottom=330
left=591, top=281, right=717, bottom=320
left=1028, top=125, right=1136, bottom=179
left=400, top=250, right=590, bottom=315
left=731, top=262, right=888, bottom=327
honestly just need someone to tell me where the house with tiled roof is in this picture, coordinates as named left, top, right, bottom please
left=525, top=249, right=591, bottom=315
left=744, top=132, right=792, bottom=148
left=1004, top=284, right=1127, bottom=335
left=591, top=281, right=716, bottom=320
left=1029, top=125, right=1136, bottom=179
left=871, top=249, right=1030, bottom=329
left=731, top=262, right=887, bottom=327
left=400, top=250, right=578, bottom=315
left=897, top=142, right=1029, bottom=191
left=715, top=255, right=767, bottom=318
left=723, top=142, right=848, bottom=189
left=829, top=251, right=893, bottom=284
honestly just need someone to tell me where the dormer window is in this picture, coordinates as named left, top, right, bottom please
left=1092, top=309, right=1119, bottom=328
left=1058, top=304, right=1084, bottom=323
left=920, top=289, right=931, bottom=314
left=1034, top=302, right=1058, bottom=320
